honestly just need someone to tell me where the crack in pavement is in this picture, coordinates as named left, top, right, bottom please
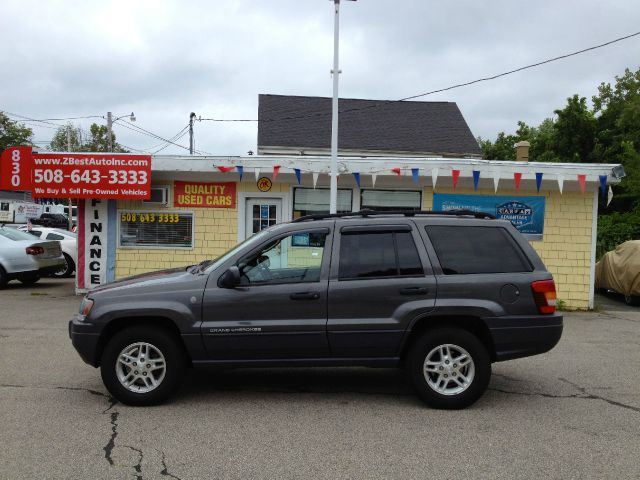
left=104, top=411, right=119, bottom=466
left=158, top=449, right=183, bottom=479
left=489, top=379, right=640, bottom=414
left=123, top=445, right=144, bottom=480
left=558, top=377, right=640, bottom=413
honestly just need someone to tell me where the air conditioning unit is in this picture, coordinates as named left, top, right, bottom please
left=143, top=186, right=169, bottom=205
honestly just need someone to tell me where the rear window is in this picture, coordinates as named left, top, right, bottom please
left=425, top=226, right=532, bottom=274
left=0, top=228, right=38, bottom=241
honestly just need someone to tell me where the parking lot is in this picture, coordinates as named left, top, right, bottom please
left=0, top=278, right=638, bottom=479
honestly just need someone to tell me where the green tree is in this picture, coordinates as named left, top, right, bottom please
left=552, top=95, right=596, bottom=163
left=0, top=112, right=33, bottom=151
left=49, top=122, right=128, bottom=153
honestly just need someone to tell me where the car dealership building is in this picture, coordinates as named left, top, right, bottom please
left=88, top=154, right=622, bottom=310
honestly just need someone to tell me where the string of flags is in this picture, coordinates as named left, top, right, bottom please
left=216, top=164, right=612, bottom=198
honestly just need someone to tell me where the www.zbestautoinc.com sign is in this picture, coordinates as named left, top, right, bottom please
left=0, top=146, right=151, bottom=199
left=433, top=193, right=546, bottom=237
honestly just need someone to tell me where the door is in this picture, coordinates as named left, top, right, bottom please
left=327, top=223, right=436, bottom=358
left=245, top=198, right=282, bottom=239
left=201, top=227, right=333, bottom=360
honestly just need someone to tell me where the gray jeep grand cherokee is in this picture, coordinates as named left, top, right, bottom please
left=69, top=210, right=562, bottom=409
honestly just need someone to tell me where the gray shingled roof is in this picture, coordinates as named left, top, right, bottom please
left=258, top=94, right=481, bottom=156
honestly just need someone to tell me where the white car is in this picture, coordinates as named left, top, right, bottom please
left=18, top=226, right=77, bottom=277
left=0, top=226, right=65, bottom=288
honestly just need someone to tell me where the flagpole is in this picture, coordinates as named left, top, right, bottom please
left=329, top=0, right=340, bottom=214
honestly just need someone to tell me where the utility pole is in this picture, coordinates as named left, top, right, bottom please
left=329, top=0, right=340, bottom=214
left=66, top=125, right=73, bottom=231
left=189, top=112, right=196, bottom=155
left=107, top=111, right=113, bottom=152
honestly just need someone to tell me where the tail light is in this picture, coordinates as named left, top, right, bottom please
left=26, top=246, right=44, bottom=256
left=531, top=280, right=557, bottom=314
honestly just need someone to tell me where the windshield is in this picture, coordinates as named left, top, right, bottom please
left=0, top=227, right=39, bottom=241
left=52, top=228, right=77, bottom=238
left=203, top=228, right=274, bottom=274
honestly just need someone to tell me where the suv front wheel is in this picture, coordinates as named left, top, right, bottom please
left=100, top=326, right=186, bottom=406
left=407, top=328, right=491, bottom=409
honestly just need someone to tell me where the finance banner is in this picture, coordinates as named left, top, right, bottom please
left=174, top=181, right=236, bottom=208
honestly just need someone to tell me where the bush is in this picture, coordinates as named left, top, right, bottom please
left=597, top=209, right=640, bottom=259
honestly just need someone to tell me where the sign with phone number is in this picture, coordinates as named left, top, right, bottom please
left=0, top=147, right=152, bottom=199
left=120, top=212, right=182, bottom=223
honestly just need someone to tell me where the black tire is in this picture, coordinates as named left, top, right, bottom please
left=52, top=253, right=75, bottom=278
left=0, top=265, right=7, bottom=289
left=18, top=273, right=40, bottom=285
left=624, top=294, right=638, bottom=306
left=406, top=327, right=491, bottom=409
left=100, top=326, right=186, bottom=406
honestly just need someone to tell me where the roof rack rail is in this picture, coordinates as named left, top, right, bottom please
left=292, top=209, right=495, bottom=223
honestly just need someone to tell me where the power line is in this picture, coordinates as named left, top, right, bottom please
left=199, top=29, right=640, bottom=123
left=114, top=119, right=211, bottom=155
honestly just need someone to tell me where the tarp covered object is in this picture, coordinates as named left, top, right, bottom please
left=595, top=240, right=640, bottom=296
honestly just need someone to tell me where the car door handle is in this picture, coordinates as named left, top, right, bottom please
left=290, top=292, right=320, bottom=300
left=399, top=287, right=428, bottom=295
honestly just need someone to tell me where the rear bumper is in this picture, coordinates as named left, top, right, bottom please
left=69, top=314, right=100, bottom=367
left=484, top=314, right=563, bottom=361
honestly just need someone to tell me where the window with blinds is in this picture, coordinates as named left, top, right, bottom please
left=119, top=211, right=194, bottom=248
left=361, top=190, right=421, bottom=211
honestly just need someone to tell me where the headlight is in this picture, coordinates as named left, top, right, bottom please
left=79, top=297, right=94, bottom=317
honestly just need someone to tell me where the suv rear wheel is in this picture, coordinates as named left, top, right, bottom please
left=100, top=326, right=185, bottom=406
left=407, top=328, right=491, bottom=409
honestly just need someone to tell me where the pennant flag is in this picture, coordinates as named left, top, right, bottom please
left=607, top=186, right=613, bottom=206
left=392, top=167, right=401, bottom=176
left=312, top=172, right=319, bottom=189
left=577, top=174, right=586, bottom=194
left=236, top=165, right=244, bottom=181
left=493, top=170, right=500, bottom=193
left=599, top=175, right=607, bottom=196
left=273, top=165, right=281, bottom=180
left=353, top=172, right=361, bottom=188
left=371, top=173, right=377, bottom=188
left=217, top=166, right=234, bottom=173
left=411, top=168, right=420, bottom=185
left=451, top=169, right=460, bottom=191
left=254, top=167, right=260, bottom=181
left=294, top=168, right=301, bottom=185
left=535, top=172, right=543, bottom=193
left=557, top=174, right=564, bottom=194
left=514, top=172, right=522, bottom=193
left=431, top=168, right=439, bottom=190
left=472, top=170, right=480, bottom=191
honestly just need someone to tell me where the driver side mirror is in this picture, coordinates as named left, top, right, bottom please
left=219, top=266, right=241, bottom=289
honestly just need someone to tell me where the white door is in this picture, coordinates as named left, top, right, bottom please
left=245, top=198, right=282, bottom=239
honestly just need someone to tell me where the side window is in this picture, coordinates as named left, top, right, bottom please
left=339, top=231, right=424, bottom=280
left=239, top=231, right=328, bottom=285
left=29, top=230, right=43, bottom=238
left=425, top=226, right=532, bottom=274
left=46, top=233, right=65, bottom=240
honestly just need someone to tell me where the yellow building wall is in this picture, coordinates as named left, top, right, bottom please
left=423, top=187, right=594, bottom=310
left=115, top=182, right=289, bottom=279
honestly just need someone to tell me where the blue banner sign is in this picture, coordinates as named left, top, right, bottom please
left=433, top=193, right=545, bottom=236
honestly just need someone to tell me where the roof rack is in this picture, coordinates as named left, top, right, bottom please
left=292, top=209, right=495, bottom=223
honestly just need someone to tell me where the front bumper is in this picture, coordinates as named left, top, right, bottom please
left=69, top=314, right=100, bottom=367
left=484, top=313, right=563, bottom=361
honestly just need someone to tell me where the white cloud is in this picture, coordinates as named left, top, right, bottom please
left=1, top=0, right=638, bottom=155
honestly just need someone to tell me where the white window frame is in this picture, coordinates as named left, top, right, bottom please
left=237, top=191, right=290, bottom=243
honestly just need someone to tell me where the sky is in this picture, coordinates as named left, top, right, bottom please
left=1, top=0, right=639, bottom=156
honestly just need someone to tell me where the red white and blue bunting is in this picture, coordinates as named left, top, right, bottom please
left=212, top=163, right=605, bottom=195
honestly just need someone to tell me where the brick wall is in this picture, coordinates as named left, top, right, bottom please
left=423, top=187, right=594, bottom=309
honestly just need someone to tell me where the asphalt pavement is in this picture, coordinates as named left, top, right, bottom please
left=0, top=278, right=639, bottom=479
